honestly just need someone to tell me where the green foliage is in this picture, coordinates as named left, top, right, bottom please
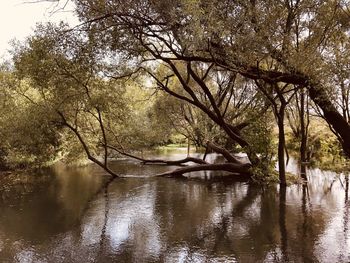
left=150, top=90, right=220, bottom=148
left=305, top=132, right=348, bottom=171
left=0, top=68, right=61, bottom=169
left=243, top=112, right=276, bottom=180
left=286, top=118, right=349, bottom=172
left=8, top=24, right=176, bottom=166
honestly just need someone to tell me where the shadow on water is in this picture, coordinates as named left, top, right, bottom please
left=98, top=183, right=110, bottom=258
left=0, top=151, right=350, bottom=262
left=279, top=186, right=288, bottom=262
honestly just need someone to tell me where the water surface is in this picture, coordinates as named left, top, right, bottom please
left=0, top=150, right=349, bottom=262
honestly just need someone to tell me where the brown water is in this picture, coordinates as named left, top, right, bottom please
left=0, top=149, right=349, bottom=262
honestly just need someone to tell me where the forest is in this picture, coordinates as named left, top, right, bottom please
left=0, top=0, right=349, bottom=186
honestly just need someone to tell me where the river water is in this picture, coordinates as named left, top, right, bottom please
left=0, top=149, right=349, bottom=262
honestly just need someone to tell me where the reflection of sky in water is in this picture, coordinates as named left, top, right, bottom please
left=15, top=249, right=35, bottom=263
left=108, top=218, right=129, bottom=249
left=0, top=153, right=349, bottom=262
left=107, top=184, right=162, bottom=256
left=313, top=174, right=350, bottom=263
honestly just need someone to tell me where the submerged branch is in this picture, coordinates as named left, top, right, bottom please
left=106, top=144, right=208, bottom=165
left=156, top=163, right=252, bottom=178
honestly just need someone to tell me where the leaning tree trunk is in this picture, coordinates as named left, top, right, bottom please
left=308, top=83, right=350, bottom=157
left=241, top=66, right=350, bottom=158
left=156, top=163, right=251, bottom=177
left=107, top=142, right=252, bottom=178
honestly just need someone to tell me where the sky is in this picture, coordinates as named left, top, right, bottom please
left=0, top=0, right=78, bottom=58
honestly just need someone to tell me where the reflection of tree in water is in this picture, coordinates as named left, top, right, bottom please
left=149, top=176, right=335, bottom=262
left=345, top=175, right=349, bottom=203
left=337, top=175, right=350, bottom=262
left=344, top=175, right=349, bottom=250
left=3, top=159, right=350, bottom=262
left=151, top=180, right=263, bottom=260
left=98, top=184, right=110, bottom=258
left=0, top=172, right=51, bottom=205
left=279, top=186, right=288, bottom=262
left=300, top=184, right=314, bottom=262
left=17, top=168, right=345, bottom=263
left=48, top=170, right=345, bottom=262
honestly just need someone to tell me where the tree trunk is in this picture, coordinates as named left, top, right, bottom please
left=57, top=111, right=119, bottom=178
left=299, top=89, right=308, bottom=181
left=309, top=83, right=350, bottom=157
left=277, top=108, right=287, bottom=186
left=241, top=67, right=350, bottom=158
left=206, top=141, right=243, bottom=164
left=156, top=163, right=251, bottom=177
left=187, top=137, right=190, bottom=156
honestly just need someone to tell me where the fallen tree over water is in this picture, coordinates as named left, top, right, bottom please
left=107, top=141, right=252, bottom=178
left=106, top=144, right=208, bottom=166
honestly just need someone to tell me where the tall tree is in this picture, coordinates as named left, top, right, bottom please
left=70, top=0, right=350, bottom=158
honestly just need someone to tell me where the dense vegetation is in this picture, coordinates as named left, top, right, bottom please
left=1, top=0, right=350, bottom=185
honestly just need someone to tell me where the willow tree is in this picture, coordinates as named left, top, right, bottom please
left=12, top=24, right=130, bottom=177
left=20, top=0, right=350, bottom=184
left=12, top=24, right=223, bottom=178
left=0, top=63, right=63, bottom=169
left=53, top=0, right=348, bottom=182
